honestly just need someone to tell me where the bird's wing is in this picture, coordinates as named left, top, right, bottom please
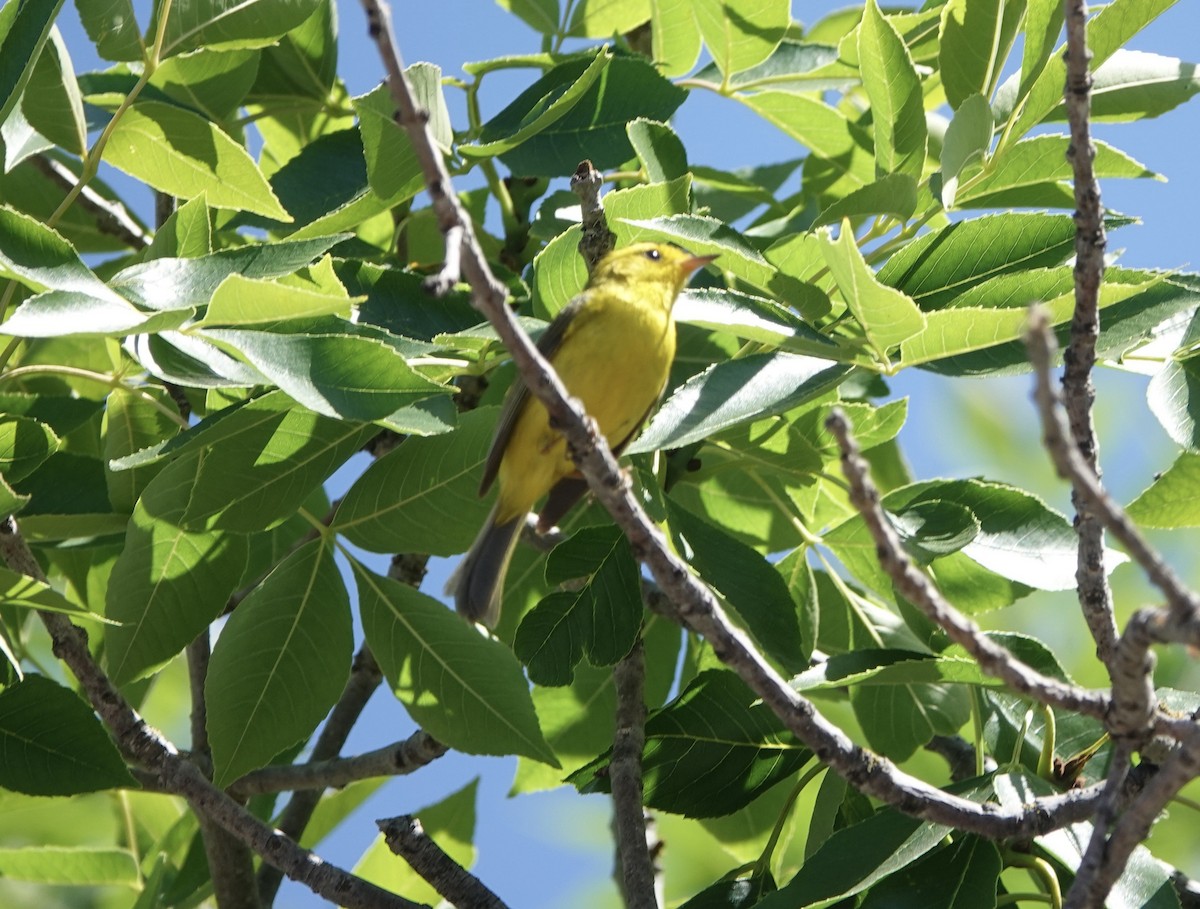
left=534, top=374, right=669, bottom=530
left=479, top=293, right=588, bottom=495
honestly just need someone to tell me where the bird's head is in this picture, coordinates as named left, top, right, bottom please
left=589, top=242, right=717, bottom=300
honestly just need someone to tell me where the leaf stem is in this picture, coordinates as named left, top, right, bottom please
left=47, top=0, right=175, bottom=227
left=0, top=365, right=190, bottom=429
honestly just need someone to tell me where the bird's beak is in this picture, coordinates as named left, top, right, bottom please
left=679, top=253, right=718, bottom=276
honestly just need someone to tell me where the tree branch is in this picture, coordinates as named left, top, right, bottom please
left=231, top=730, right=446, bottom=797
left=1026, top=310, right=1200, bottom=742
left=358, top=0, right=1146, bottom=842
left=28, top=153, right=150, bottom=250
left=0, top=517, right=421, bottom=909
left=256, top=642, right=386, bottom=903
left=611, top=640, right=658, bottom=909
left=188, top=634, right=262, bottom=909
left=1066, top=743, right=1200, bottom=908
left=571, top=159, right=616, bottom=271
left=377, top=815, right=510, bottom=909
left=1062, top=0, right=1119, bottom=667
left=824, top=408, right=1111, bottom=723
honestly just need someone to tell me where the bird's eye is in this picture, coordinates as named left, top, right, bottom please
left=643, top=248, right=662, bottom=261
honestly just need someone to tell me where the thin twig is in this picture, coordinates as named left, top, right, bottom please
left=571, top=159, right=616, bottom=271
left=825, top=408, right=1111, bottom=723
left=188, top=635, right=262, bottom=909
left=611, top=640, right=657, bottom=909
left=359, top=0, right=1140, bottom=841
left=1066, top=743, right=1200, bottom=908
left=231, top=731, right=446, bottom=797
left=1026, top=309, right=1200, bottom=742
left=1026, top=311, right=1200, bottom=620
left=1063, top=744, right=1133, bottom=909
left=378, top=816, right=510, bottom=909
left=1061, top=0, right=1118, bottom=667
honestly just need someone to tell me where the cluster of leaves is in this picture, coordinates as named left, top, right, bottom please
left=1, top=0, right=1199, bottom=905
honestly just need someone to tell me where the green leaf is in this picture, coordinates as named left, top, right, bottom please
left=1019, top=0, right=1063, bottom=100
left=110, top=235, right=348, bottom=311
left=1003, top=0, right=1179, bottom=141
left=22, top=27, right=86, bottom=155
left=814, top=173, right=919, bottom=227
left=1003, top=49, right=1200, bottom=124
left=74, top=0, right=142, bottom=61
left=793, top=650, right=998, bottom=693
left=858, top=0, right=926, bottom=178
left=650, top=0, right=702, bottom=77
left=756, top=805, right=955, bottom=908
left=199, top=322, right=446, bottom=421
left=740, top=92, right=875, bottom=196
left=1127, top=452, right=1200, bottom=527
left=566, top=0, right=650, bottom=37
left=940, top=93, right=993, bottom=208
left=693, top=0, right=789, bottom=77
left=494, top=0, right=560, bottom=35
left=938, top=0, right=1022, bottom=110
left=670, top=503, right=806, bottom=673
left=674, top=288, right=842, bottom=358
left=627, top=118, right=688, bottom=182
left=0, top=675, right=134, bottom=795
left=877, top=213, right=1123, bottom=311
left=353, top=79, right=434, bottom=207
left=334, top=406, right=496, bottom=555
left=155, top=0, right=323, bottom=57
left=913, top=268, right=1160, bottom=375
left=0, top=414, right=59, bottom=483
left=1148, top=354, right=1200, bottom=450
left=354, top=561, right=558, bottom=766
left=104, top=452, right=249, bottom=684
left=571, top=670, right=811, bottom=817
left=514, top=526, right=642, bottom=686
left=957, top=136, right=1160, bottom=206
left=0, top=0, right=64, bottom=126
left=149, top=47, right=260, bottom=121
left=695, top=39, right=846, bottom=92
left=147, top=194, right=213, bottom=259
left=515, top=612, right=681, bottom=792
left=207, top=539, right=352, bottom=788
left=0, top=846, right=139, bottom=887
left=885, top=479, right=1123, bottom=591
left=251, top=0, right=336, bottom=101
left=822, top=223, right=926, bottom=358
left=198, top=273, right=353, bottom=325
left=0, top=564, right=106, bottom=619
left=851, top=674, right=970, bottom=760
left=102, top=389, right=181, bottom=514
left=631, top=352, right=850, bottom=453
left=103, top=101, right=290, bottom=220
left=174, top=396, right=376, bottom=532
left=475, top=52, right=688, bottom=175
left=464, top=50, right=611, bottom=159
left=859, top=836, right=1002, bottom=909
left=344, top=261, right=481, bottom=343
left=0, top=206, right=124, bottom=301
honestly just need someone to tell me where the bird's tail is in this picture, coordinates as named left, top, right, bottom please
left=447, top=501, right=523, bottom=628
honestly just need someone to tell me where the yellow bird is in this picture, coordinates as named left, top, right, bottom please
left=452, top=242, right=716, bottom=626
